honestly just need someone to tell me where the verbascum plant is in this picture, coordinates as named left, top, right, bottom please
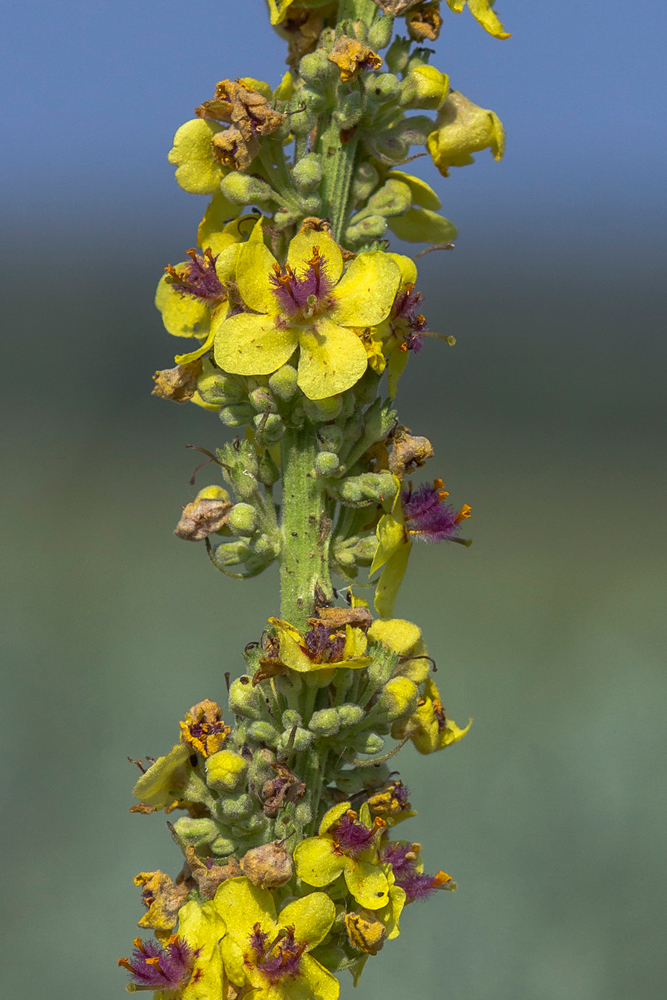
left=121, top=0, right=508, bottom=995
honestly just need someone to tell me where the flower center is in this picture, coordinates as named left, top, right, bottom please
left=301, top=623, right=346, bottom=663
left=269, top=246, right=334, bottom=320
left=118, top=935, right=197, bottom=992
left=165, top=248, right=226, bottom=303
left=334, top=811, right=387, bottom=857
left=249, top=924, right=307, bottom=984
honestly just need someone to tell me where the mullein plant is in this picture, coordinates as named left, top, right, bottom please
left=122, top=0, right=509, bottom=995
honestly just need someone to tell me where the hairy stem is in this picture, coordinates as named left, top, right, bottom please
left=280, top=424, right=333, bottom=628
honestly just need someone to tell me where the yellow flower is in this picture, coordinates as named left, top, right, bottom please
left=177, top=898, right=228, bottom=1000
left=391, top=678, right=472, bottom=754
left=132, top=743, right=191, bottom=811
left=427, top=89, right=506, bottom=177
left=444, top=0, right=511, bottom=40
left=214, top=876, right=339, bottom=1000
left=294, top=802, right=392, bottom=910
left=213, top=228, right=401, bottom=399
left=168, top=118, right=229, bottom=195
left=268, top=617, right=373, bottom=673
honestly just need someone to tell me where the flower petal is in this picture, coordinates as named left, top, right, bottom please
left=386, top=252, right=417, bottom=287
left=374, top=542, right=412, bottom=619
left=278, top=893, right=336, bottom=950
left=236, top=242, right=279, bottom=314
left=213, top=876, right=277, bottom=947
left=220, top=935, right=246, bottom=987
left=319, top=801, right=351, bottom=836
left=344, top=861, right=390, bottom=910
left=155, top=273, right=210, bottom=339
left=294, top=837, right=352, bottom=886
left=367, top=618, right=421, bottom=657
left=299, top=954, right=340, bottom=1000
left=214, top=313, right=297, bottom=376
left=287, top=231, right=343, bottom=287
left=297, top=318, right=368, bottom=400
left=168, top=118, right=226, bottom=195
left=328, top=252, right=400, bottom=327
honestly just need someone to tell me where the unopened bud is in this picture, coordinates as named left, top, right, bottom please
left=228, top=503, right=258, bottom=536
left=282, top=709, right=303, bottom=730
left=172, top=817, right=220, bottom=848
left=197, top=370, right=246, bottom=406
left=293, top=154, right=323, bottom=192
left=220, top=172, right=278, bottom=206
left=400, top=65, right=450, bottom=110
left=337, top=704, right=365, bottom=728
left=317, top=424, right=344, bottom=453
left=303, top=395, right=343, bottom=422
left=206, top=749, right=248, bottom=792
left=334, top=91, right=364, bottom=130
left=220, top=403, right=254, bottom=426
left=277, top=726, right=313, bottom=753
left=249, top=387, right=277, bottom=414
left=228, top=676, right=265, bottom=720
left=351, top=732, right=384, bottom=755
left=299, top=50, right=335, bottom=87
left=385, top=35, right=411, bottom=75
left=247, top=720, right=281, bottom=746
left=365, top=179, right=412, bottom=218
left=240, top=841, right=294, bottom=888
left=340, top=472, right=397, bottom=505
left=377, top=676, right=419, bottom=721
left=214, top=540, right=252, bottom=566
left=368, top=11, right=395, bottom=50
left=268, top=364, right=299, bottom=401
left=315, top=451, right=341, bottom=477
left=345, top=214, right=388, bottom=246
left=217, top=791, right=254, bottom=821
left=254, top=412, right=285, bottom=443
left=309, top=708, right=341, bottom=737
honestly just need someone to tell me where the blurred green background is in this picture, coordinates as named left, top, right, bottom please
left=1, top=1, right=666, bottom=998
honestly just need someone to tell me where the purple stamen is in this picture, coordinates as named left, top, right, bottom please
left=402, top=482, right=462, bottom=543
left=166, top=249, right=225, bottom=303
left=334, top=813, right=383, bottom=857
left=251, top=926, right=306, bottom=984
left=119, top=936, right=196, bottom=991
left=269, top=247, right=334, bottom=319
left=303, top=624, right=346, bottom=663
left=380, top=843, right=447, bottom=903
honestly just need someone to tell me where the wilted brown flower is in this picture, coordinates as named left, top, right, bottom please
left=196, top=79, right=285, bottom=170
left=388, top=427, right=434, bottom=479
left=328, top=37, right=382, bottom=83
left=179, top=699, right=231, bottom=757
left=240, top=841, right=294, bottom=889
left=174, top=493, right=232, bottom=542
left=184, top=845, right=241, bottom=900
left=406, top=2, right=443, bottom=41
left=152, top=360, right=202, bottom=403
left=134, top=871, right=190, bottom=942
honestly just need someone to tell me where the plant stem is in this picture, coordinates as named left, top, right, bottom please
left=280, top=424, right=333, bottom=628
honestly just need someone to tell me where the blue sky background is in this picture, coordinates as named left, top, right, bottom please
left=2, top=0, right=666, bottom=260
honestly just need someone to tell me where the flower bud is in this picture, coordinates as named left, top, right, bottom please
left=219, top=403, right=254, bottom=426
left=249, top=387, right=278, bottom=414
left=240, top=841, right=294, bottom=888
left=211, top=832, right=237, bottom=856
left=228, top=503, right=258, bottom=536
left=228, top=677, right=265, bottom=720
left=364, top=179, right=412, bottom=218
left=220, top=172, right=278, bottom=206
left=400, top=65, right=450, bottom=111
left=351, top=732, right=384, bottom=755
left=257, top=451, right=280, bottom=488
left=214, top=540, right=252, bottom=566
left=317, top=424, right=344, bottom=453
left=217, top=792, right=254, bottom=821
left=340, top=472, right=397, bottom=505
left=293, top=154, right=323, bottom=192
left=303, top=395, right=343, bottom=422
left=427, top=89, right=505, bottom=177
left=352, top=162, right=380, bottom=204
left=247, top=720, right=281, bottom=746
left=368, top=11, right=395, bottom=50
left=282, top=709, right=303, bottom=730
left=206, top=749, right=248, bottom=792
left=345, top=214, right=388, bottom=246
left=309, top=708, right=341, bottom=737
left=254, top=412, right=285, bottom=443
left=197, top=370, right=246, bottom=406
left=299, top=50, right=335, bottom=87
left=294, top=801, right=312, bottom=826
left=315, top=451, right=341, bottom=477
left=274, top=206, right=301, bottom=229
left=172, top=817, right=220, bottom=848
left=334, top=91, right=364, bottom=130
left=376, top=676, right=419, bottom=722
left=368, top=71, right=401, bottom=104
left=268, top=364, right=299, bottom=400
left=277, top=726, right=313, bottom=753
left=337, top=704, right=366, bottom=728
left=385, top=35, right=411, bottom=75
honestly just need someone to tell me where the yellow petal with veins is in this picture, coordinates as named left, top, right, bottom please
left=287, top=231, right=343, bottom=287
left=299, top=954, right=340, bottom=1000
left=212, top=877, right=277, bottom=947
left=236, top=241, right=279, bottom=314
left=214, top=312, right=297, bottom=376
left=328, top=252, right=400, bottom=328
left=278, top=893, right=336, bottom=950
left=297, top=317, right=368, bottom=400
